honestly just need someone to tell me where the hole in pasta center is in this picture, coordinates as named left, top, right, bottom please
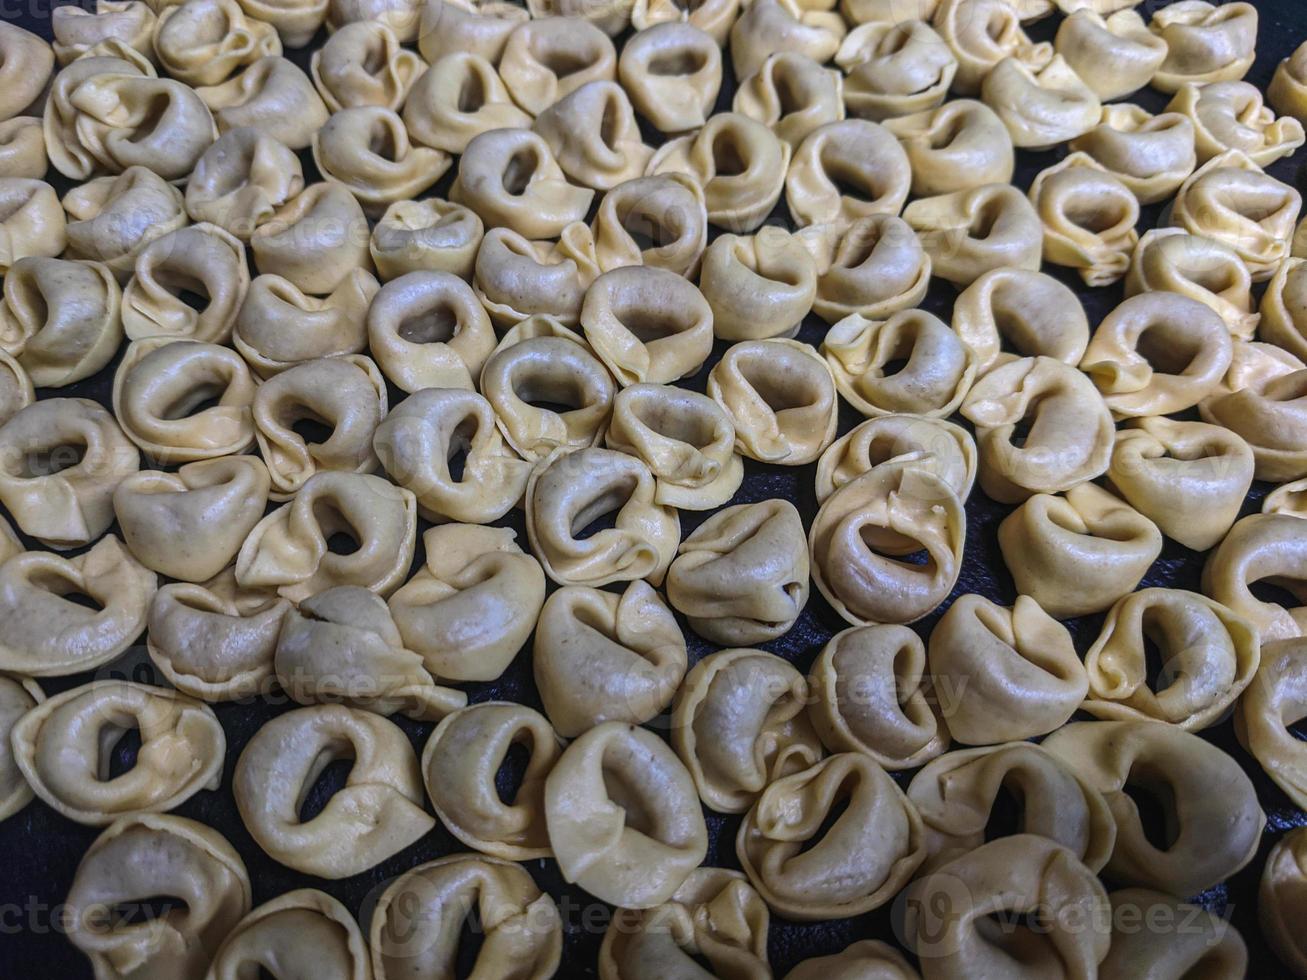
left=514, top=374, right=586, bottom=414
left=602, top=764, right=657, bottom=837
left=1122, top=776, right=1179, bottom=851
left=1248, top=577, right=1307, bottom=611
left=1135, top=325, right=1199, bottom=376
left=494, top=741, right=532, bottom=806
left=540, top=48, right=591, bottom=80
left=446, top=417, right=478, bottom=482
left=983, top=779, right=1026, bottom=843
left=453, top=902, right=487, bottom=976
left=618, top=307, right=687, bottom=344
left=106, top=895, right=188, bottom=928
left=292, top=414, right=336, bottom=447
left=17, top=441, right=87, bottom=478
left=795, top=787, right=851, bottom=855
left=501, top=149, right=537, bottom=195
left=298, top=757, right=355, bottom=823
left=710, top=135, right=747, bottom=178
left=398, top=306, right=459, bottom=345
left=648, top=49, right=706, bottom=77
left=928, top=114, right=966, bottom=150
left=618, top=207, right=677, bottom=250
left=103, top=725, right=143, bottom=781
left=457, top=70, right=487, bottom=113
left=160, top=382, right=225, bottom=421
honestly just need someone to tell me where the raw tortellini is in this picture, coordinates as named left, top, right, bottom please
left=1028, top=154, right=1138, bottom=287
left=1149, top=0, right=1258, bottom=92
left=207, top=889, right=371, bottom=980
left=1070, top=105, right=1198, bottom=205
left=1238, top=637, right=1307, bottom=809
left=699, top=227, right=817, bottom=341
left=952, top=268, right=1088, bottom=373
left=1261, top=826, right=1307, bottom=977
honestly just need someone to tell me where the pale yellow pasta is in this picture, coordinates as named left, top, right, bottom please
left=903, top=183, right=1043, bottom=287
left=1203, top=514, right=1307, bottom=642
left=883, top=99, right=1015, bottom=198
left=525, top=0, right=630, bottom=35
left=234, top=270, right=377, bottom=377
left=1028, top=153, right=1138, bottom=288
left=115, top=456, right=270, bottom=582
left=451, top=127, right=594, bottom=238
left=1108, top=417, right=1254, bottom=551
left=196, top=56, right=328, bottom=149
left=631, top=0, right=739, bottom=43
left=275, top=586, right=465, bottom=720
left=421, top=701, right=560, bottom=859
left=1270, top=42, right=1307, bottom=125
left=1080, top=292, right=1232, bottom=418
left=815, top=414, right=975, bottom=505
left=388, top=524, right=545, bottom=682
left=928, top=594, right=1087, bottom=744
left=526, top=446, right=679, bottom=587
left=907, top=742, right=1115, bottom=875
left=1126, top=227, right=1258, bottom=338
left=0, top=117, right=46, bottom=180
left=902, top=835, right=1110, bottom=980
left=12, top=680, right=222, bottom=824
left=600, top=868, right=770, bottom=980
left=1069, top=105, right=1198, bottom=205
left=472, top=226, right=598, bottom=327
left=808, top=623, right=948, bottom=770
left=402, top=51, right=530, bottom=155
left=370, top=198, right=483, bottom=281
left=0, top=24, right=53, bottom=123
left=0, top=257, right=122, bottom=388
left=1083, top=587, right=1258, bottom=730
left=311, top=20, right=423, bottom=110
left=498, top=16, right=616, bottom=116
left=112, top=338, right=257, bottom=464
left=961, top=356, right=1114, bottom=502
left=581, top=266, right=712, bottom=386
left=544, top=721, right=707, bottom=908
left=1169, top=80, right=1305, bottom=167
left=0, top=676, right=40, bottom=822
left=183, top=127, right=303, bottom=240
left=152, top=0, right=280, bottom=87
left=238, top=0, right=328, bottom=47
left=591, top=173, right=707, bottom=277
left=998, top=483, right=1161, bottom=619
left=326, top=0, right=421, bottom=40
left=1168, top=150, right=1302, bottom=282
left=235, top=471, right=416, bottom=601
left=534, top=80, right=653, bottom=191
left=952, top=268, right=1087, bottom=374
left=1262, top=828, right=1307, bottom=977
left=734, top=50, right=842, bottom=151
left=605, top=383, right=743, bottom=509
left=53, top=1, right=155, bottom=65
left=647, top=112, right=790, bottom=233
left=809, top=460, right=965, bottom=626
left=479, top=315, right=616, bottom=459
left=982, top=54, right=1101, bottom=150
left=823, top=309, right=976, bottom=420
left=375, top=388, right=530, bottom=524
left=728, top=0, right=844, bottom=81
left=365, top=270, right=495, bottom=392
left=1149, top=0, right=1257, bottom=93
left=534, top=580, right=685, bottom=736
left=44, top=52, right=150, bottom=181
left=123, top=222, right=250, bottom=344
left=146, top=571, right=289, bottom=701
left=1199, top=361, right=1307, bottom=483
left=416, top=0, right=528, bottom=65
left=1055, top=9, right=1165, bottom=101
left=800, top=214, right=931, bottom=324
left=207, top=889, right=370, bottom=980
left=249, top=182, right=372, bottom=295
left=312, top=105, right=450, bottom=215
left=65, top=815, right=250, bottom=980
left=233, top=704, right=433, bottom=878
left=370, top=853, right=562, bottom=980
left=0, top=178, right=66, bottom=274
left=0, top=352, right=33, bottom=427
left=1265, top=477, right=1307, bottom=519
left=785, top=118, right=912, bottom=228
left=672, top=647, right=822, bottom=813
left=736, top=752, right=925, bottom=920
left=699, top=227, right=817, bottom=341
left=1042, top=720, right=1264, bottom=896
left=836, top=18, right=956, bottom=121
left=932, top=0, right=1051, bottom=94
left=1263, top=257, right=1307, bottom=364
left=784, top=941, right=919, bottom=980
left=0, top=398, right=139, bottom=550
left=619, top=22, right=722, bottom=135
left=1237, top=637, right=1307, bottom=810
left=1102, top=888, right=1248, bottom=980
left=63, top=168, right=188, bottom=278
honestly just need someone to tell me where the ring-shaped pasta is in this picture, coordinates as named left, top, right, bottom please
left=312, top=105, right=450, bottom=216
left=1271, top=41, right=1307, bottom=125
left=122, top=222, right=249, bottom=345
left=982, top=54, right=1100, bottom=150
left=700, top=227, right=817, bottom=342
left=591, top=173, right=707, bottom=277
left=249, top=182, right=371, bottom=296
left=1238, top=637, right=1307, bottom=810
left=61, top=167, right=187, bottom=279
left=799, top=215, right=930, bottom=325
left=183, top=126, right=302, bottom=240
left=952, top=268, right=1088, bottom=374
left=473, top=226, right=598, bottom=328
left=1028, top=153, right=1138, bottom=287
left=883, top=99, right=1014, bottom=198
left=1126, top=228, right=1257, bottom=339
left=903, top=183, right=1042, bottom=287
left=402, top=51, right=530, bottom=155
left=233, top=270, right=377, bottom=378
left=370, top=198, right=483, bottom=281
left=1169, top=80, right=1305, bottom=167
left=728, top=0, right=845, bottom=82
left=0, top=178, right=67, bottom=273
left=785, top=119, right=911, bottom=229
left=207, top=889, right=370, bottom=980
left=1102, top=888, right=1248, bottom=980
left=734, top=51, right=842, bottom=151
left=1070, top=105, right=1198, bottom=206
left=1055, top=9, right=1165, bottom=102
left=533, top=81, right=653, bottom=191
left=932, top=0, right=1051, bottom=94
left=1203, top=513, right=1307, bottom=642
left=498, top=16, right=616, bottom=115
left=836, top=19, right=956, bottom=121
left=619, top=22, right=722, bottom=135
left=815, top=414, right=975, bottom=506
left=1149, top=0, right=1257, bottom=93
left=311, top=20, right=423, bottom=111
left=152, top=0, right=280, bottom=87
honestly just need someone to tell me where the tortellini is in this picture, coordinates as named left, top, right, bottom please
left=0, top=676, right=40, bottom=822
left=0, top=179, right=66, bottom=273
left=0, top=256, right=123, bottom=388
left=908, top=742, right=1115, bottom=876
left=65, top=815, right=250, bottom=980
left=1083, top=588, right=1258, bottom=730
left=620, top=22, right=723, bottom=134
left=903, top=183, right=1043, bottom=287
left=1203, top=514, right=1307, bottom=641
left=370, top=198, right=484, bottom=281
left=1028, top=153, right=1138, bottom=287
left=402, top=51, right=531, bottom=154
left=233, top=270, right=377, bottom=376
left=883, top=99, right=1015, bottom=198
left=1169, top=80, right=1306, bottom=167
left=998, top=483, right=1161, bottom=619
left=152, top=0, right=280, bottom=87
left=736, top=752, right=925, bottom=920
left=1055, top=9, right=1166, bottom=102
left=472, top=227, right=597, bottom=327
left=525, top=446, right=680, bottom=587
left=0, top=24, right=53, bottom=123
left=982, top=54, right=1101, bottom=150
left=928, top=594, right=1087, bottom=744
left=370, top=853, right=562, bottom=979
left=708, top=338, right=838, bottom=465
left=249, top=182, right=372, bottom=295
left=800, top=214, right=931, bottom=324
left=1271, top=41, right=1307, bottom=125
left=312, top=106, right=450, bottom=215
left=11, top=680, right=223, bottom=824
left=534, top=580, right=685, bottom=736
left=810, top=460, right=965, bottom=626
left=815, top=414, right=976, bottom=505
left=733, top=50, right=841, bottom=149
left=0, top=117, right=47, bottom=179
left=784, top=941, right=919, bottom=980
left=785, top=118, right=911, bottom=229
left=1238, top=637, right=1307, bottom=809
left=207, top=889, right=371, bottom=980
left=823, top=309, right=977, bottom=419
left=952, top=268, right=1088, bottom=373
left=544, top=721, right=708, bottom=908
left=728, top=0, right=844, bottom=82
left=932, top=0, right=1050, bottom=95
left=183, top=126, right=303, bottom=239
left=498, top=16, right=617, bottom=115
left=114, top=456, right=270, bottom=582
left=422, top=701, right=559, bottom=859
left=311, top=20, right=423, bottom=111
left=388, top=523, right=546, bottom=682
left=1149, top=0, right=1258, bottom=92
left=1070, top=105, right=1198, bottom=205
left=1101, top=889, right=1248, bottom=980
left=699, top=227, right=817, bottom=341
left=1127, top=227, right=1258, bottom=339
left=836, top=18, right=956, bottom=121
left=667, top=499, right=808, bottom=645
left=533, top=81, right=653, bottom=191
left=1199, top=352, right=1307, bottom=482
left=234, top=704, right=433, bottom=878
left=1042, top=720, right=1264, bottom=897
left=123, top=222, right=250, bottom=344
left=591, top=172, right=707, bottom=277
left=672, top=647, right=823, bottom=813
left=1263, top=257, right=1307, bottom=363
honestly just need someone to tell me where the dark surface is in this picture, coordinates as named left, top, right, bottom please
left=3, top=0, right=1307, bottom=976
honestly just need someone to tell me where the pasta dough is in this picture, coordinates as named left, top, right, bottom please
left=207, top=889, right=371, bottom=980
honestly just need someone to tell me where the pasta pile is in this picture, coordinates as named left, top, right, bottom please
left=2, top=0, right=1307, bottom=975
